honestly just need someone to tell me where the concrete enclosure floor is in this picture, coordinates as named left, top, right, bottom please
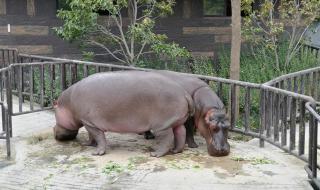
left=0, top=97, right=314, bottom=190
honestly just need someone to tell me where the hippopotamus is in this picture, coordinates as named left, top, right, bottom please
left=147, top=70, right=230, bottom=156
left=53, top=71, right=194, bottom=157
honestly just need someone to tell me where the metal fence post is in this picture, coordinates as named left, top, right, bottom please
left=5, top=69, right=12, bottom=137
left=259, top=89, right=265, bottom=147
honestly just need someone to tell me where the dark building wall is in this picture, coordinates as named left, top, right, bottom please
left=35, top=0, right=57, bottom=17
left=7, top=0, right=27, bottom=15
left=0, top=0, right=232, bottom=60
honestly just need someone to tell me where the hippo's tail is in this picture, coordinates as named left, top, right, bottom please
left=185, top=94, right=195, bottom=116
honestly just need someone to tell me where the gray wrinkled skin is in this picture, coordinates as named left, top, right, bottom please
left=53, top=71, right=194, bottom=157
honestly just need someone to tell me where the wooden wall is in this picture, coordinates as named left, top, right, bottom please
left=0, top=0, right=232, bottom=61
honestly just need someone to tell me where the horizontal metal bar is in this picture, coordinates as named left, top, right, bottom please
left=261, top=84, right=316, bottom=103
left=9, top=61, right=66, bottom=67
left=230, top=128, right=260, bottom=138
left=19, top=54, right=261, bottom=88
left=306, top=102, right=320, bottom=121
left=12, top=107, right=53, bottom=116
left=0, top=47, right=18, bottom=51
left=265, top=66, right=320, bottom=86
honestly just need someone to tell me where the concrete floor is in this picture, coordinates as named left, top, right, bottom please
left=0, top=97, right=314, bottom=190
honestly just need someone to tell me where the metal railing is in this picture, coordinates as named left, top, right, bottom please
left=264, top=65, right=320, bottom=187
left=0, top=47, right=320, bottom=187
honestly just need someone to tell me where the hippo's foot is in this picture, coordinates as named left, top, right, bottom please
left=171, top=125, right=186, bottom=154
left=186, top=138, right=198, bottom=148
left=150, top=151, right=166, bottom=157
left=150, top=128, right=174, bottom=157
left=92, top=147, right=106, bottom=156
left=84, top=125, right=107, bottom=156
left=144, top=131, right=155, bottom=140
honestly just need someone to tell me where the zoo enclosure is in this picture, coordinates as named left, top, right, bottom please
left=0, top=47, right=320, bottom=187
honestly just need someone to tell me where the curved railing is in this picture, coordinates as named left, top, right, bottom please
left=0, top=47, right=319, bottom=187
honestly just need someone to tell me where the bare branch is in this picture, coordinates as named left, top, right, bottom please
left=113, top=11, right=132, bottom=62
left=136, top=41, right=147, bottom=60
left=88, top=40, right=127, bottom=64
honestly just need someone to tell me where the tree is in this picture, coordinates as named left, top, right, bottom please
left=230, top=0, right=241, bottom=118
left=230, top=0, right=241, bottom=82
left=242, top=0, right=320, bottom=73
left=55, top=0, right=190, bottom=66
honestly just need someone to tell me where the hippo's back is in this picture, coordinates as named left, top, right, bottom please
left=155, top=70, right=208, bottom=95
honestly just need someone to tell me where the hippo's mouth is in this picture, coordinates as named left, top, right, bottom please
left=53, top=125, right=79, bottom=141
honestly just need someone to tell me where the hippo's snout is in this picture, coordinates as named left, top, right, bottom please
left=53, top=125, right=79, bottom=141
left=207, top=142, right=230, bottom=157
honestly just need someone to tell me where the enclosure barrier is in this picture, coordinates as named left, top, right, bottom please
left=1, top=47, right=320, bottom=188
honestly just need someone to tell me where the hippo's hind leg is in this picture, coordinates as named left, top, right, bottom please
left=81, top=133, right=97, bottom=147
left=185, top=117, right=198, bottom=148
left=84, top=125, right=107, bottom=155
left=171, top=125, right=186, bottom=154
left=150, top=128, right=174, bottom=157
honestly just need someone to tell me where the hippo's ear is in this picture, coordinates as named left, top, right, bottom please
left=204, top=109, right=215, bottom=125
left=53, top=100, right=58, bottom=108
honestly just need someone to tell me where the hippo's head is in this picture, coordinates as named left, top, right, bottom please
left=53, top=125, right=79, bottom=141
left=198, top=109, right=230, bottom=156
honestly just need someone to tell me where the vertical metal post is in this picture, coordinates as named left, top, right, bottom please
left=310, top=102, right=318, bottom=178
left=298, top=100, right=305, bottom=155
left=4, top=106, right=10, bottom=158
left=244, top=86, right=250, bottom=132
left=259, top=89, right=265, bottom=147
left=274, top=90, right=280, bottom=142
left=289, top=98, right=296, bottom=151
left=50, top=64, right=55, bottom=105
left=29, top=65, right=34, bottom=111
left=18, top=65, right=23, bottom=112
left=5, top=69, right=12, bottom=137
left=60, top=63, right=66, bottom=91
left=230, top=84, right=236, bottom=129
left=40, top=64, right=45, bottom=108
left=281, top=96, right=287, bottom=146
left=308, top=105, right=314, bottom=170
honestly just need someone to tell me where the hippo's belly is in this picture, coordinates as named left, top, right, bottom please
left=78, top=105, right=180, bottom=133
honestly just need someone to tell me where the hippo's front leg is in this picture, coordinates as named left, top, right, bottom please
left=185, top=117, right=198, bottom=148
left=171, top=125, right=186, bottom=153
left=150, top=128, right=174, bottom=157
left=84, top=125, right=107, bottom=155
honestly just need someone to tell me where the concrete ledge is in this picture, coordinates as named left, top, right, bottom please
left=0, top=45, right=53, bottom=54
left=0, top=25, right=49, bottom=36
left=183, top=26, right=231, bottom=35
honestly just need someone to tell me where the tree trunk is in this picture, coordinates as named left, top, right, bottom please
left=0, top=0, right=6, bottom=15
left=230, top=0, right=241, bottom=118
